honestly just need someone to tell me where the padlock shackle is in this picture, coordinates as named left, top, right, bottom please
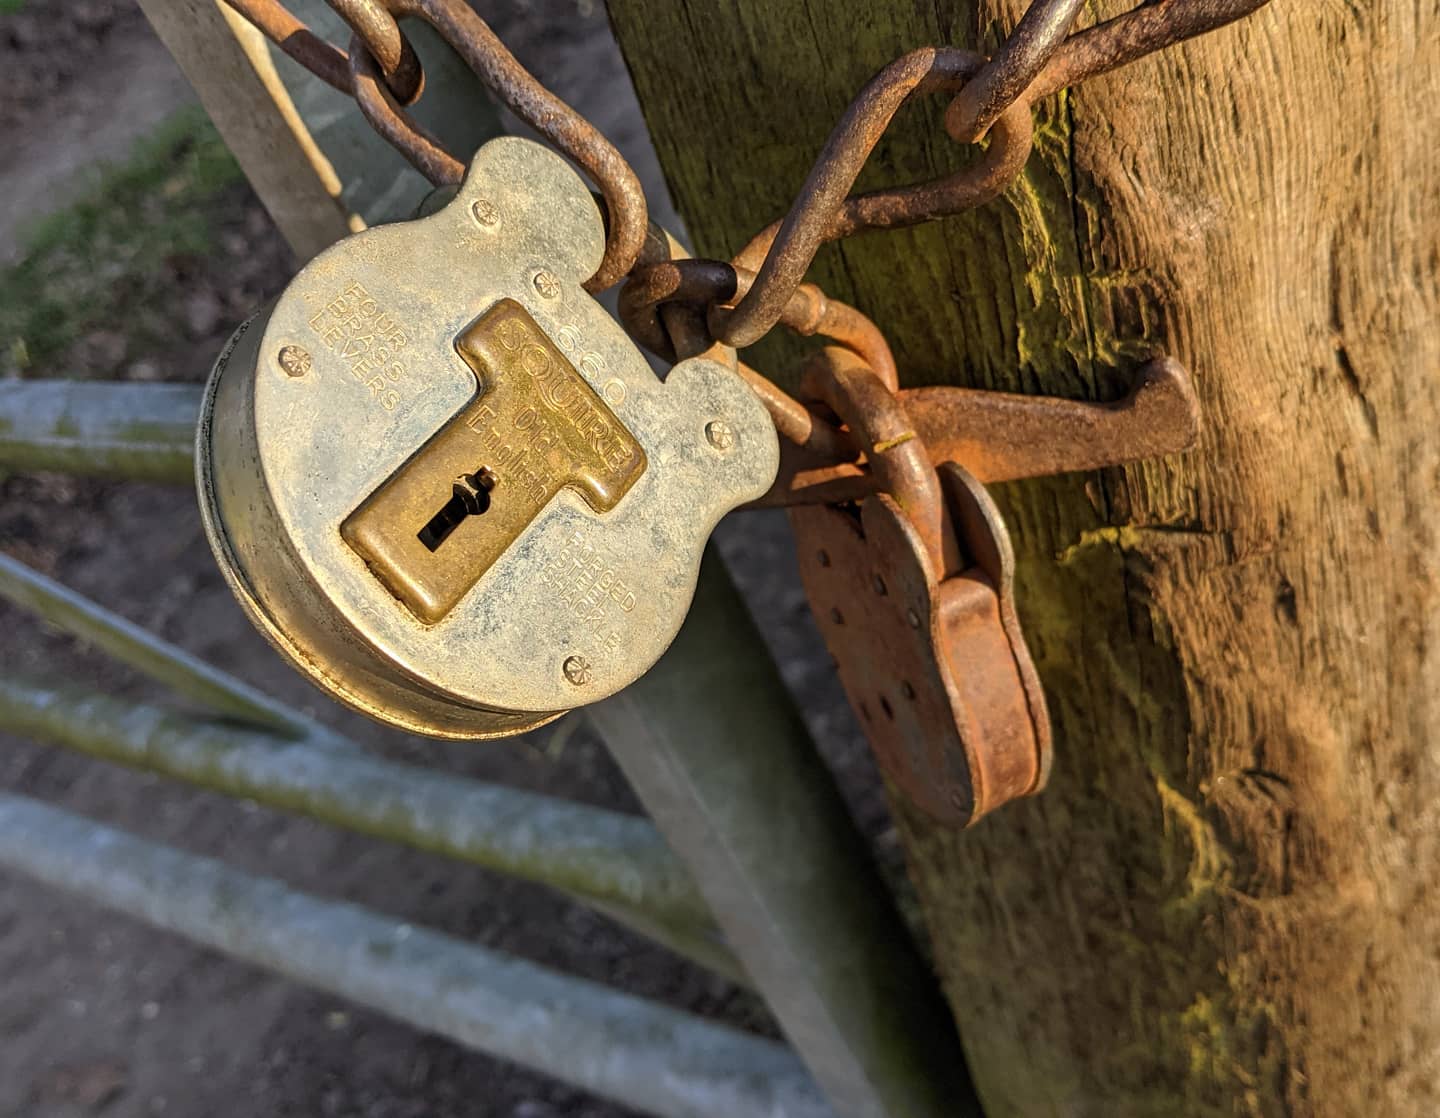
left=798, top=347, right=963, bottom=578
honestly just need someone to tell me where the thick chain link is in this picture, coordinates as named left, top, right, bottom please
left=225, top=0, right=646, bottom=292
left=221, top=0, right=1270, bottom=443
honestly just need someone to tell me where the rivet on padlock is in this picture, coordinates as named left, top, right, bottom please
left=197, top=137, right=779, bottom=739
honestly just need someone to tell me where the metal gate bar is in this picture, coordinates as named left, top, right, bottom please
left=0, top=549, right=310, bottom=737
left=0, top=791, right=831, bottom=1118
left=0, top=677, right=739, bottom=974
left=0, top=380, right=198, bottom=483
left=592, top=548, right=981, bottom=1118
left=0, top=551, right=741, bottom=979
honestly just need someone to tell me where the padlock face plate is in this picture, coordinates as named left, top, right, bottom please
left=197, top=137, right=778, bottom=737
left=341, top=299, right=648, bottom=624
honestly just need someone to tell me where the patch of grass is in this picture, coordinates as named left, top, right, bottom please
left=1, top=105, right=244, bottom=376
left=0, top=0, right=28, bottom=13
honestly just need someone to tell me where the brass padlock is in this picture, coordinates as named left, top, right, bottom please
left=197, top=137, right=778, bottom=739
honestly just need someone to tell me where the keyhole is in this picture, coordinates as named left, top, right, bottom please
left=418, top=467, right=496, bottom=552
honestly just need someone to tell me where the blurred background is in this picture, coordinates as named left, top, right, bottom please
left=0, top=1, right=901, bottom=1114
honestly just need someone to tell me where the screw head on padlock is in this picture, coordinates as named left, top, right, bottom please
left=197, top=137, right=778, bottom=739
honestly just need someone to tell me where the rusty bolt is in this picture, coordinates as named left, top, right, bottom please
left=562, top=655, right=592, bottom=685
left=533, top=270, right=561, bottom=299
left=705, top=420, right=735, bottom=451
left=278, top=345, right=312, bottom=377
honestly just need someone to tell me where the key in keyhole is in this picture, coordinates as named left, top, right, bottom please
left=418, top=467, right=497, bottom=552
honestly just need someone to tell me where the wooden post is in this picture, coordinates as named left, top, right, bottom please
left=607, top=1, right=1440, bottom=1112
left=136, top=0, right=352, bottom=260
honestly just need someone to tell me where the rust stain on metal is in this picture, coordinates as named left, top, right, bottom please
left=329, top=0, right=424, bottom=102
left=223, top=0, right=355, bottom=94
left=222, top=0, right=421, bottom=102
left=785, top=347, right=1199, bottom=825
left=946, top=0, right=1086, bottom=141
left=1024, top=0, right=1276, bottom=107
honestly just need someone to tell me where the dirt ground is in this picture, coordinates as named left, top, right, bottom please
left=0, top=2, right=893, bottom=1116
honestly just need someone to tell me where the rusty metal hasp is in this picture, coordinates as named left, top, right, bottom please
left=790, top=348, right=1199, bottom=827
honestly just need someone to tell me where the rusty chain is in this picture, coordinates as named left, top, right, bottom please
left=222, top=0, right=1269, bottom=447
left=226, top=0, right=646, bottom=292
left=635, top=0, right=1274, bottom=351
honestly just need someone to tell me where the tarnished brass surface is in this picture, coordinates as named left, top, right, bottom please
left=789, top=349, right=1050, bottom=826
left=197, top=137, right=778, bottom=738
left=342, top=300, right=647, bottom=623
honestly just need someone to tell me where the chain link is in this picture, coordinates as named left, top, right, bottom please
left=626, top=0, right=1273, bottom=355
left=697, top=47, right=1036, bottom=350
left=329, top=0, right=424, bottom=102
left=947, top=0, right=1086, bottom=142
left=220, top=0, right=1271, bottom=435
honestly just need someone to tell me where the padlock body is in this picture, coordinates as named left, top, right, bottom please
left=197, top=137, right=778, bottom=739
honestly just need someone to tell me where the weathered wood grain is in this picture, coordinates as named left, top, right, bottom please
left=607, top=1, right=1440, bottom=1112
